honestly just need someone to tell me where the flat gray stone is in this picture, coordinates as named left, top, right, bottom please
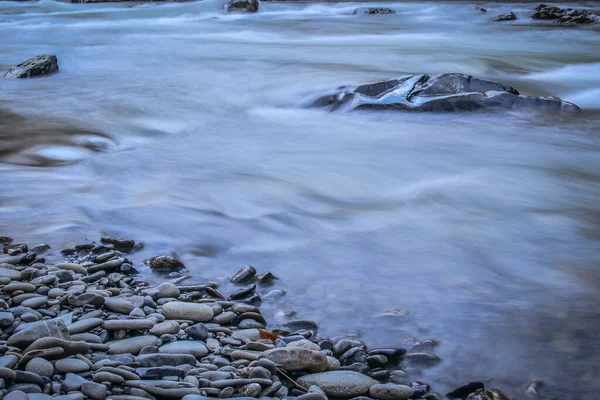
left=7, top=319, right=70, bottom=348
left=297, top=371, right=378, bottom=398
left=161, top=302, right=214, bottom=322
left=108, top=336, right=161, bottom=355
left=159, top=341, right=208, bottom=358
left=369, top=383, right=414, bottom=400
left=81, top=381, right=107, bottom=400
left=67, top=318, right=103, bottom=334
left=25, top=358, right=54, bottom=377
left=262, top=347, right=328, bottom=372
left=104, top=298, right=135, bottom=314
left=55, top=358, right=90, bottom=373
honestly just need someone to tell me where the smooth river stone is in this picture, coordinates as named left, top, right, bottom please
left=135, top=354, right=196, bottom=367
left=262, top=348, right=328, bottom=372
left=7, top=319, right=70, bottom=348
left=297, top=371, right=378, bottom=398
left=369, top=384, right=414, bottom=400
left=0, top=311, right=15, bottom=327
left=4, top=282, right=36, bottom=293
left=149, top=320, right=180, bottom=336
left=55, top=358, right=90, bottom=373
left=67, top=318, right=104, bottom=334
left=0, top=268, right=22, bottom=280
left=161, top=302, right=214, bottom=322
left=103, top=319, right=154, bottom=330
left=159, top=341, right=208, bottom=358
left=25, top=358, right=54, bottom=377
left=108, top=336, right=162, bottom=355
left=55, top=263, right=87, bottom=274
left=104, top=297, right=135, bottom=314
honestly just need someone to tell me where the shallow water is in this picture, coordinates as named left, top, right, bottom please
left=1, top=0, right=600, bottom=397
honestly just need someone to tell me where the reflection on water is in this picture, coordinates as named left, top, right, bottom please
left=1, top=0, right=600, bottom=398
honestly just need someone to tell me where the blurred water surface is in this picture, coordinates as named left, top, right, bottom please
left=1, top=0, right=600, bottom=398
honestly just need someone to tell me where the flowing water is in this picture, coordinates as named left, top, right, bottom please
left=1, top=0, right=600, bottom=398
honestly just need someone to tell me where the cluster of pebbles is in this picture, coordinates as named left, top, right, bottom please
left=0, top=235, right=511, bottom=400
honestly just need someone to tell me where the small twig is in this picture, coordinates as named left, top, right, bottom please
left=276, top=367, right=308, bottom=391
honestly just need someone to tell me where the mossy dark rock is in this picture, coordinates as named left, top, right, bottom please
left=494, top=12, right=517, bottom=21
left=353, top=7, right=396, bottom=15
left=226, top=0, right=259, bottom=13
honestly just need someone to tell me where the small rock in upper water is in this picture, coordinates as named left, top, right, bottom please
left=466, top=389, right=511, bottom=400
left=353, top=7, right=396, bottom=15
left=494, top=12, right=517, bottom=21
left=226, top=0, right=259, bottom=13
left=369, top=383, right=414, bottom=400
left=4, top=55, right=59, bottom=79
left=100, top=235, right=135, bottom=250
left=447, top=382, right=485, bottom=399
left=145, top=255, right=185, bottom=271
left=297, top=371, right=378, bottom=397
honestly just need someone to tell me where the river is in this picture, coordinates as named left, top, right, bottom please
left=1, top=0, right=600, bottom=398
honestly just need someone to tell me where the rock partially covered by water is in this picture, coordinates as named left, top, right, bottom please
left=144, top=255, right=184, bottom=270
left=353, top=7, right=396, bottom=15
left=310, top=73, right=580, bottom=113
left=494, top=12, right=516, bottom=21
left=4, top=55, right=59, bottom=79
left=226, top=0, right=259, bottom=13
left=532, top=4, right=597, bottom=23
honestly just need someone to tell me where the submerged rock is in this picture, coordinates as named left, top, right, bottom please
left=494, top=12, right=516, bottom=21
left=4, top=55, right=59, bottom=79
left=226, top=0, right=259, bottom=13
left=353, top=7, right=396, bottom=15
left=310, top=73, right=580, bottom=113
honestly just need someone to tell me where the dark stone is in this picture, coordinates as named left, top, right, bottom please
left=5, top=55, right=59, bottom=79
left=366, top=355, right=388, bottom=368
left=339, top=347, right=367, bottom=366
left=405, top=353, right=441, bottom=365
left=144, top=255, right=185, bottom=271
left=494, top=12, right=516, bottom=21
left=226, top=0, right=259, bottom=13
left=231, top=265, right=256, bottom=284
left=55, top=270, right=73, bottom=283
left=532, top=4, right=597, bottom=23
left=255, top=272, right=277, bottom=285
left=136, top=367, right=185, bottom=379
left=14, top=371, right=44, bottom=387
left=184, top=323, right=207, bottom=341
left=465, top=389, right=511, bottom=400
left=227, top=284, right=256, bottom=301
left=135, top=354, right=196, bottom=367
left=100, top=235, right=135, bottom=250
left=354, top=7, right=396, bottom=15
left=68, top=293, right=105, bottom=307
left=5, top=244, right=27, bottom=255
left=447, top=382, right=485, bottom=399
left=7, top=320, right=70, bottom=348
left=339, top=362, right=370, bottom=374
left=310, top=73, right=580, bottom=113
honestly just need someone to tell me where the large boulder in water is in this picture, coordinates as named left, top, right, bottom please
left=310, top=73, right=580, bottom=113
left=532, top=4, right=597, bottom=23
left=226, top=0, right=259, bottom=13
left=4, top=54, right=58, bottom=79
left=354, top=7, right=396, bottom=15
left=494, top=12, right=517, bottom=21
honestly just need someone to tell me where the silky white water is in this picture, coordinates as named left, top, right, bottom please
left=1, top=1, right=599, bottom=398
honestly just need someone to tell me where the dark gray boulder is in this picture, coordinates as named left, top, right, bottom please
left=5, top=55, right=59, bottom=79
left=532, top=4, right=597, bottom=23
left=495, top=12, right=517, bottom=21
left=310, top=73, right=580, bottom=113
left=226, top=0, right=259, bottom=13
left=354, top=7, right=396, bottom=15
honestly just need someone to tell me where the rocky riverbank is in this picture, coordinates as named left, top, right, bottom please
left=0, top=235, right=515, bottom=400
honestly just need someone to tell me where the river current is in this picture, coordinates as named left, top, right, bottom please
left=1, top=0, right=600, bottom=398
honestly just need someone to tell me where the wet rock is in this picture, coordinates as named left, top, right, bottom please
left=262, top=347, right=328, bottom=372
left=7, top=319, right=70, bottom=348
left=466, top=389, right=511, bottom=400
left=367, top=348, right=405, bottom=361
left=226, top=0, right=259, bottom=13
left=145, top=255, right=184, bottom=271
left=369, top=383, right=414, bottom=400
left=532, top=4, right=597, bottom=23
left=339, top=347, right=367, bottom=366
left=494, top=12, right=516, bottom=21
left=405, top=353, right=441, bottom=364
left=228, top=284, right=256, bottom=301
left=297, top=371, right=378, bottom=397
left=231, top=265, right=256, bottom=284
left=162, top=302, right=214, bottom=322
left=100, top=235, right=135, bottom=250
left=4, top=55, right=58, bottom=79
left=108, top=337, right=161, bottom=355
left=447, top=382, right=485, bottom=399
left=354, top=7, right=396, bottom=15
left=311, top=73, right=580, bottom=113
left=159, top=341, right=208, bottom=358
left=67, top=318, right=103, bottom=335
left=255, top=272, right=277, bottom=285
